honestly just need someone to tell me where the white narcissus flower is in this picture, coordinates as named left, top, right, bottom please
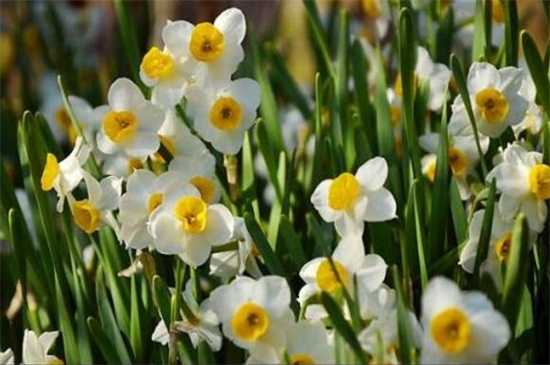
left=298, top=235, right=387, bottom=321
left=97, top=78, right=164, bottom=157
left=486, top=143, right=550, bottom=233
left=157, top=108, right=207, bottom=159
left=118, top=170, right=181, bottom=250
left=209, top=276, right=294, bottom=350
left=186, top=78, right=260, bottom=155
left=311, top=156, right=397, bottom=236
left=167, top=8, right=245, bottom=89
left=40, top=136, right=91, bottom=212
left=139, top=23, right=191, bottom=109
left=169, top=153, right=220, bottom=204
left=149, top=184, right=233, bottom=267
left=245, top=321, right=334, bottom=364
left=69, top=172, right=122, bottom=235
left=22, top=330, right=63, bottom=365
left=0, top=349, right=13, bottom=365
left=456, top=62, right=528, bottom=138
left=421, top=277, right=510, bottom=364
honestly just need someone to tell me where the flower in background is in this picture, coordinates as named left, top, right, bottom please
left=311, top=156, right=397, bottom=236
left=169, top=153, right=220, bottom=204
left=209, top=276, right=294, bottom=350
left=487, top=143, right=549, bottom=233
left=186, top=78, right=260, bottom=155
left=41, top=136, right=91, bottom=212
left=69, top=171, right=122, bottom=235
left=22, top=329, right=63, bottom=365
left=420, top=276, right=510, bottom=364
left=97, top=78, right=164, bottom=157
left=148, top=184, right=233, bottom=267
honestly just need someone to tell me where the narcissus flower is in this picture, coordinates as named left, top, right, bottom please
left=311, top=157, right=397, bottom=236
left=97, top=78, right=164, bottom=157
left=69, top=172, right=122, bottom=235
left=186, top=78, right=260, bottom=155
left=169, top=153, right=220, bottom=204
left=40, top=136, right=91, bottom=212
left=209, top=276, right=294, bottom=350
left=157, top=108, right=207, bottom=159
left=22, top=330, right=63, bottom=365
left=148, top=184, right=233, bottom=267
left=487, top=143, right=550, bottom=233
left=421, top=277, right=510, bottom=364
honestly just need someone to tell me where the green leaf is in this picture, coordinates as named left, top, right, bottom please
left=521, top=31, right=550, bottom=113
left=198, top=341, right=216, bottom=365
left=449, top=177, right=468, bottom=243
left=320, top=292, right=368, bottom=363
left=87, top=317, right=123, bottom=364
left=472, top=0, right=488, bottom=62
left=302, top=0, right=334, bottom=78
left=473, top=179, right=496, bottom=282
left=503, top=0, right=519, bottom=66
left=244, top=213, right=285, bottom=276
left=278, top=215, right=308, bottom=271
left=152, top=275, right=172, bottom=329
left=392, top=266, right=417, bottom=364
left=412, top=182, right=428, bottom=289
left=130, top=275, right=144, bottom=362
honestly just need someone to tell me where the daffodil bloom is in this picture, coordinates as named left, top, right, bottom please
left=487, top=143, right=549, bottom=233
left=245, top=321, right=334, bottom=364
left=311, top=156, right=397, bottom=236
left=97, top=78, right=164, bottom=157
left=118, top=170, right=182, bottom=250
left=0, top=349, right=13, bottom=365
left=152, top=281, right=222, bottom=351
left=421, top=276, right=510, bottom=364
left=157, top=108, right=207, bottom=159
left=169, top=153, right=220, bottom=204
left=22, top=329, right=63, bottom=365
left=169, top=8, right=246, bottom=89
left=298, top=235, right=387, bottom=321
left=140, top=24, right=191, bottom=108
left=186, top=78, right=260, bottom=155
left=40, top=136, right=91, bottom=212
left=69, top=172, right=122, bottom=235
left=455, top=62, right=528, bottom=138
left=209, top=276, right=294, bottom=350
left=148, top=184, right=233, bottom=267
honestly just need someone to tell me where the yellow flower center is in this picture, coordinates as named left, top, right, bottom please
left=209, top=97, right=243, bottom=131
left=475, top=88, right=510, bottom=124
left=529, top=164, right=550, bottom=200
left=55, top=107, right=72, bottom=131
left=189, top=23, right=225, bottom=62
left=127, top=158, right=144, bottom=173
left=102, top=111, right=138, bottom=143
left=190, top=176, right=216, bottom=203
left=430, top=307, right=471, bottom=354
left=231, top=302, right=269, bottom=342
left=174, top=196, right=207, bottom=234
left=449, top=147, right=468, bottom=177
left=494, top=231, right=512, bottom=262
left=362, top=0, right=381, bottom=18
left=426, top=160, right=437, bottom=183
left=390, top=106, right=401, bottom=126
left=316, top=260, right=349, bottom=294
left=491, top=0, right=505, bottom=23
left=141, top=46, right=174, bottom=80
left=328, top=172, right=360, bottom=211
left=290, top=353, right=316, bottom=365
left=147, top=193, right=164, bottom=215
left=72, top=200, right=101, bottom=234
left=41, top=153, right=59, bottom=191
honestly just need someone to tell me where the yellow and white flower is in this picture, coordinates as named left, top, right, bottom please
left=209, top=276, right=294, bottom=350
left=22, top=329, right=63, bottom=365
left=100, top=152, right=147, bottom=179
left=311, top=157, right=397, bottom=236
left=486, top=143, right=549, bottom=233
left=298, top=235, right=387, bottom=320
left=245, top=321, right=334, bottom=364
left=140, top=22, right=192, bottom=109
left=69, top=172, right=122, bottom=235
left=148, top=185, right=233, bottom=267
left=186, top=78, right=260, bottom=155
left=169, top=153, right=220, bottom=204
left=157, top=108, right=207, bottom=158
left=118, top=170, right=181, bottom=250
left=420, top=276, right=510, bottom=364
left=97, top=78, right=164, bottom=157
left=40, top=136, right=91, bottom=212
left=459, top=62, right=528, bottom=138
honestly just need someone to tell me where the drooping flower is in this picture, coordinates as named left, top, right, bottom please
left=209, top=276, right=294, bottom=350
left=22, top=330, right=63, bottom=365
left=420, top=276, right=510, bottom=364
left=97, top=78, right=164, bottom=157
left=486, top=143, right=549, bottom=233
left=40, top=136, right=91, bottom=212
left=186, top=78, right=260, bottom=155
left=311, top=156, right=397, bottom=236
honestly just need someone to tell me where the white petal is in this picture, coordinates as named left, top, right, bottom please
left=491, top=163, right=529, bottom=197
left=215, top=8, right=246, bottom=43
left=125, top=132, right=160, bottom=157
left=419, top=133, right=439, bottom=153
left=162, top=20, right=193, bottom=59
left=181, top=236, right=211, bottom=267
left=356, top=254, right=388, bottom=292
left=311, top=180, right=340, bottom=223
left=202, top=205, right=234, bottom=245
left=38, top=331, right=59, bottom=354
left=498, top=194, right=520, bottom=220
left=150, top=214, right=183, bottom=255
left=210, top=276, right=255, bottom=322
left=152, top=320, right=169, bottom=345
left=467, top=62, right=499, bottom=94
left=228, top=78, right=261, bottom=113
left=356, top=157, right=388, bottom=191
left=363, top=188, right=397, bottom=222
left=422, top=277, right=462, bottom=321
left=23, top=330, right=45, bottom=364
left=254, top=276, right=292, bottom=318
left=109, top=78, right=144, bottom=111
left=522, top=196, right=547, bottom=233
